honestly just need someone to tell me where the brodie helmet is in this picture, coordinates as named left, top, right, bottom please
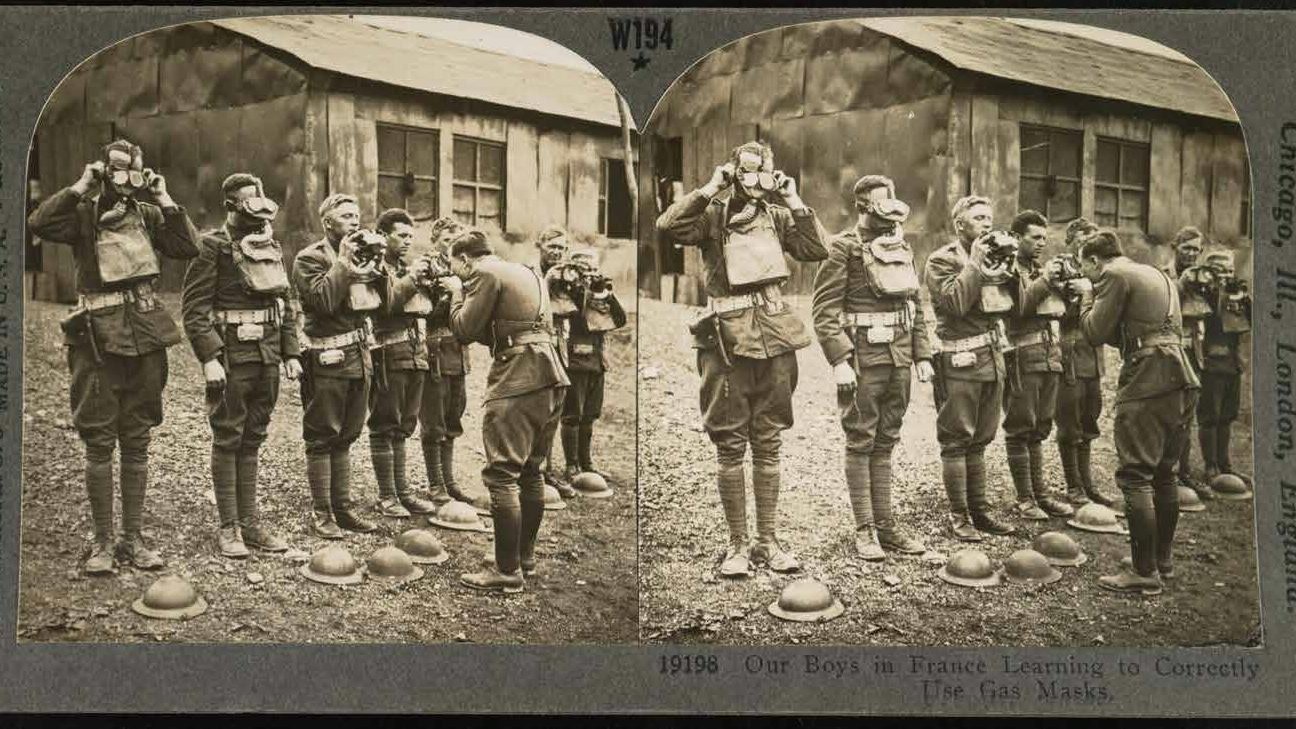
left=937, top=549, right=1002, bottom=588
left=395, top=529, right=451, bottom=565
left=300, top=545, right=364, bottom=585
left=131, top=575, right=208, bottom=620
left=1003, top=549, right=1063, bottom=586
left=365, top=546, right=425, bottom=583
left=766, top=578, right=845, bottom=622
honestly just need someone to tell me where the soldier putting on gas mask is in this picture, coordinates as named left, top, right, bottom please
left=923, top=196, right=1018, bottom=541
left=181, top=173, right=300, bottom=558
left=292, top=194, right=387, bottom=539
left=656, top=141, right=829, bottom=577
left=559, top=245, right=627, bottom=484
left=442, top=230, right=570, bottom=593
left=1001, top=210, right=1074, bottom=521
left=535, top=225, right=579, bottom=498
left=28, top=139, right=200, bottom=574
left=812, top=176, right=933, bottom=561
left=1195, top=248, right=1251, bottom=488
left=1074, top=230, right=1200, bottom=594
left=1167, top=226, right=1214, bottom=500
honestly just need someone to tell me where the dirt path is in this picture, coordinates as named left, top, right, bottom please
left=20, top=296, right=637, bottom=644
left=638, top=296, right=1259, bottom=647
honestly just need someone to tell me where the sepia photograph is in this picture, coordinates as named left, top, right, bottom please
left=20, top=13, right=639, bottom=644
left=637, top=16, right=1258, bottom=646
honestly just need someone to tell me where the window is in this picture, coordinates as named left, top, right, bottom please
left=376, top=125, right=438, bottom=220
left=599, top=158, right=634, bottom=239
left=654, top=137, right=685, bottom=275
left=452, top=136, right=505, bottom=234
left=1241, top=159, right=1252, bottom=237
left=1095, top=138, right=1150, bottom=231
left=1019, top=125, right=1082, bottom=223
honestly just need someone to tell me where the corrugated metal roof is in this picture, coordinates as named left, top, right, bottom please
left=862, top=17, right=1238, bottom=123
left=211, top=15, right=628, bottom=129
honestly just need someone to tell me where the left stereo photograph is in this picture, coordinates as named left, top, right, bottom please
left=20, top=14, right=639, bottom=644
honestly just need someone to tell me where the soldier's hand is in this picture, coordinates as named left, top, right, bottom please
left=281, top=357, right=303, bottom=381
left=701, top=163, right=735, bottom=197
left=915, top=359, right=935, bottom=383
left=72, top=162, right=104, bottom=197
left=774, top=171, right=798, bottom=199
left=1065, top=278, right=1093, bottom=297
left=969, top=234, right=992, bottom=267
left=833, top=361, right=857, bottom=396
left=409, top=257, right=432, bottom=282
left=203, top=359, right=227, bottom=389
left=145, top=170, right=176, bottom=208
left=443, top=275, right=464, bottom=300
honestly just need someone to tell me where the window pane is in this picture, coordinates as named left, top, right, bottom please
left=408, top=132, right=438, bottom=176
left=1096, top=140, right=1119, bottom=183
left=377, top=127, right=405, bottom=174
left=453, top=184, right=476, bottom=223
left=1020, top=127, right=1049, bottom=175
left=1095, top=186, right=1118, bottom=226
left=1019, top=177, right=1048, bottom=216
left=453, top=139, right=477, bottom=181
left=1052, top=181, right=1079, bottom=222
left=1051, top=131, right=1081, bottom=179
left=1120, top=190, right=1146, bottom=227
left=408, top=178, right=437, bottom=220
left=479, top=144, right=504, bottom=185
left=377, top=174, right=405, bottom=212
left=478, top=189, right=501, bottom=218
left=1121, top=144, right=1149, bottom=187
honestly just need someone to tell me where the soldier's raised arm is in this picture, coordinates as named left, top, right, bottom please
left=925, top=246, right=984, bottom=319
left=139, top=172, right=199, bottom=260
left=656, top=163, right=732, bottom=245
left=293, top=239, right=353, bottom=316
left=1079, top=272, right=1129, bottom=348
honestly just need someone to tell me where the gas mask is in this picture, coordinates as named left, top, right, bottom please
left=99, top=145, right=152, bottom=196
left=857, top=183, right=910, bottom=234
left=730, top=146, right=777, bottom=202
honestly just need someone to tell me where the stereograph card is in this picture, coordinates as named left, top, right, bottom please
left=0, top=5, right=1293, bottom=716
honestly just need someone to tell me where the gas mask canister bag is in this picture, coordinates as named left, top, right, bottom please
left=233, top=223, right=290, bottom=296
left=95, top=203, right=160, bottom=285
left=723, top=209, right=789, bottom=289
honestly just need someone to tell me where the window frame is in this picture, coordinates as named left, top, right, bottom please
left=1017, top=123, right=1083, bottom=223
left=1094, top=136, right=1151, bottom=232
left=375, top=123, right=439, bottom=221
left=451, top=135, right=507, bottom=232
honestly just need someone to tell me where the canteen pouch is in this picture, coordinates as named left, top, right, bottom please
left=95, top=206, right=160, bottom=284
left=348, top=282, right=381, bottom=311
left=723, top=211, right=789, bottom=288
left=862, top=236, right=920, bottom=298
left=979, top=283, right=1015, bottom=314
left=232, top=228, right=290, bottom=295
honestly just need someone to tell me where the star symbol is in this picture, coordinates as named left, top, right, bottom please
left=631, top=51, right=651, bottom=71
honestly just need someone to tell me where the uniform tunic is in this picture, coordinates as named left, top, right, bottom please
left=182, top=225, right=300, bottom=452
left=812, top=225, right=931, bottom=455
left=1056, top=289, right=1105, bottom=446
left=368, top=265, right=430, bottom=442
left=1002, top=258, right=1063, bottom=446
left=562, top=292, right=627, bottom=426
left=28, top=187, right=199, bottom=459
left=421, top=295, right=469, bottom=445
left=1197, top=292, right=1247, bottom=432
left=656, top=189, right=828, bottom=464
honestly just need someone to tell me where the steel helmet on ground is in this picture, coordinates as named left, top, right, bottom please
left=938, top=549, right=1002, bottom=588
left=300, top=545, right=364, bottom=585
left=131, top=575, right=208, bottom=620
left=767, top=578, right=845, bottom=622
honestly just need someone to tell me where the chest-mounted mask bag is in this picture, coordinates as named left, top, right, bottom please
left=95, top=203, right=160, bottom=284
left=348, top=281, right=382, bottom=312
left=723, top=210, right=789, bottom=288
left=583, top=297, right=617, bottom=333
left=232, top=225, right=290, bottom=296
left=979, top=282, right=1015, bottom=314
left=862, top=234, right=919, bottom=298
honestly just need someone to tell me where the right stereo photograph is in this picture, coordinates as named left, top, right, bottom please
left=636, top=16, right=1258, bottom=646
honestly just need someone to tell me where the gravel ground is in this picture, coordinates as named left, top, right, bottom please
left=638, top=295, right=1259, bottom=647
left=20, top=295, right=637, bottom=644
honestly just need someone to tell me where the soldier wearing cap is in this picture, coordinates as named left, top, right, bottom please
left=367, top=208, right=447, bottom=519
left=922, top=195, right=1017, bottom=541
left=182, top=173, right=300, bottom=558
left=1001, top=210, right=1074, bottom=521
left=559, top=245, right=627, bottom=482
left=292, top=193, right=385, bottom=538
left=28, top=139, right=200, bottom=574
left=1075, top=230, right=1199, bottom=594
left=1195, top=247, right=1251, bottom=486
left=444, top=230, right=570, bottom=593
left=812, top=175, right=932, bottom=560
left=1165, top=226, right=1214, bottom=499
left=419, top=216, right=487, bottom=513
left=1054, top=218, right=1115, bottom=507
left=656, top=140, right=828, bottom=576
left=534, top=224, right=579, bottom=498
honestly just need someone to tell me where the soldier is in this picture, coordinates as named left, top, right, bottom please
left=1002, top=210, right=1074, bottom=520
left=656, top=140, right=828, bottom=576
left=1166, top=226, right=1213, bottom=499
left=291, top=194, right=382, bottom=538
left=559, top=245, right=628, bottom=482
left=1055, top=218, right=1116, bottom=506
left=1075, top=230, right=1199, bottom=594
left=28, top=139, right=200, bottom=573
left=420, top=216, right=490, bottom=515
left=812, top=175, right=932, bottom=560
left=1196, top=248, right=1251, bottom=486
left=368, top=208, right=443, bottom=518
left=923, top=195, right=1017, bottom=541
left=445, top=230, right=570, bottom=593
left=181, top=173, right=299, bottom=558
left=535, top=225, right=579, bottom=498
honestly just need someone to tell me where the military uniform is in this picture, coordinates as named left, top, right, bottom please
left=1080, top=257, right=1200, bottom=586
left=1055, top=276, right=1109, bottom=505
left=1163, top=260, right=1209, bottom=494
left=1197, top=280, right=1249, bottom=480
left=1002, top=257, right=1072, bottom=518
left=812, top=224, right=931, bottom=553
left=923, top=238, right=1015, bottom=538
left=182, top=224, right=299, bottom=551
left=452, top=256, right=569, bottom=588
left=28, top=186, right=200, bottom=569
left=656, top=188, right=827, bottom=569
left=292, top=236, right=383, bottom=536
left=420, top=291, right=477, bottom=509
left=560, top=290, right=627, bottom=475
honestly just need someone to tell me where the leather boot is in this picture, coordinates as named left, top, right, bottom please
left=421, top=438, right=452, bottom=507
left=1216, top=422, right=1234, bottom=476
left=1059, top=442, right=1088, bottom=505
left=518, top=496, right=545, bottom=577
left=1077, top=441, right=1115, bottom=507
left=118, top=456, right=163, bottom=570
left=967, top=450, right=1015, bottom=535
left=942, top=456, right=981, bottom=542
left=560, top=423, right=580, bottom=472
left=1153, top=480, right=1180, bottom=581
left=554, top=464, right=579, bottom=499
left=716, top=463, right=752, bottom=577
left=332, top=449, right=377, bottom=533
left=1199, top=425, right=1219, bottom=483
left=461, top=498, right=524, bottom=593
left=307, top=451, right=342, bottom=539
left=1030, top=442, right=1074, bottom=517
left=393, top=439, right=436, bottom=514
left=84, top=458, right=116, bottom=575
left=1099, top=491, right=1162, bottom=596
left=442, top=439, right=491, bottom=514
left=578, top=423, right=600, bottom=475
left=236, top=449, right=287, bottom=552
left=1006, top=441, right=1047, bottom=520
left=751, top=464, right=799, bottom=572
left=212, top=446, right=248, bottom=558
left=871, top=448, right=925, bottom=554
left=371, top=437, right=409, bottom=518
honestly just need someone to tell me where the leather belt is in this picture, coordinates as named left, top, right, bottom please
left=426, top=326, right=453, bottom=340
left=842, top=310, right=906, bottom=328
left=213, top=307, right=276, bottom=325
left=79, top=288, right=158, bottom=311
left=305, top=327, right=367, bottom=350
left=1009, top=329, right=1052, bottom=348
left=495, top=330, right=556, bottom=359
left=374, top=321, right=425, bottom=348
left=710, top=285, right=784, bottom=315
left=944, top=331, right=996, bottom=353
left=1130, top=331, right=1182, bottom=349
